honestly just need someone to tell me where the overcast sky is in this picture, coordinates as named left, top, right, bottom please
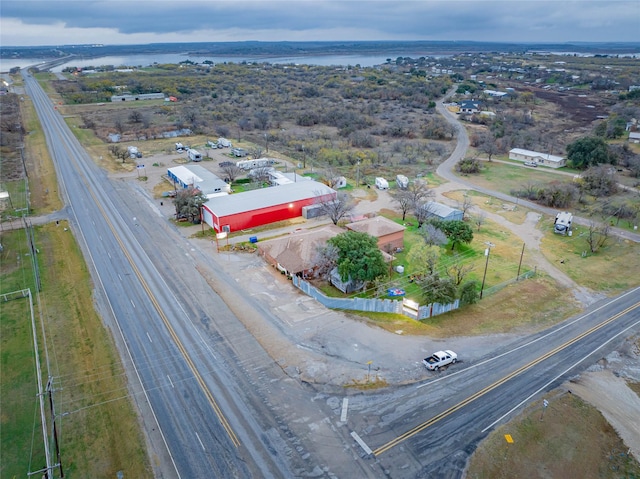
left=1, top=1, right=638, bottom=47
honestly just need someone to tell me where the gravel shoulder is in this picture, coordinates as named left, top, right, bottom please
left=564, top=343, right=640, bottom=461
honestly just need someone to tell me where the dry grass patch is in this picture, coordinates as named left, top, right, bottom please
left=443, top=189, right=529, bottom=225
left=355, top=276, right=577, bottom=338
left=22, top=98, right=63, bottom=213
left=467, top=393, right=640, bottom=479
left=540, top=223, right=640, bottom=292
left=36, top=222, right=151, bottom=478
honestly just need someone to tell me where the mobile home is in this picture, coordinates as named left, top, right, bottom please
left=187, top=149, right=203, bottom=162
left=554, top=212, right=573, bottom=235
left=375, top=177, right=389, bottom=190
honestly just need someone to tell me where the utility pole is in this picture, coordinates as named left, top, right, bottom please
left=27, top=289, right=52, bottom=478
left=47, top=377, right=64, bottom=478
left=480, top=242, right=495, bottom=299
left=517, top=243, right=525, bottom=279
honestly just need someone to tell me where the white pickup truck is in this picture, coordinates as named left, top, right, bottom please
left=422, top=350, right=458, bottom=371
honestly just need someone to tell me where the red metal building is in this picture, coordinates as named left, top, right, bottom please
left=201, top=180, right=336, bottom=233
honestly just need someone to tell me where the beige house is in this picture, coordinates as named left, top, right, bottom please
left=509, top=148, right=566, bottom=168
left=345, top=216, right=406, bottom=253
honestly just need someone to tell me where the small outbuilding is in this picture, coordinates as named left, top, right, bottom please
left=629, top=132, right=640, bottom=143
left=420, top=202, right=464, bottom=222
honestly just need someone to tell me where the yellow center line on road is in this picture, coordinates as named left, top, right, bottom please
left=83, top=173, right=241, bottom=448
left=373, top=301, right=639, bottom=456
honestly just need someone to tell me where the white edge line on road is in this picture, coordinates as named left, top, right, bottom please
left=341, top=398, right=349, bottom=422
left=195, top=431, right=206, bottom=451
left=417, top=286, right=640, bottom=390
left=482, top=316, right=640, bottom=433
left=351, top=431, right=372, bottom=455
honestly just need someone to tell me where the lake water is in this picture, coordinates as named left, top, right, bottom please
left=1, top=52, right=431, bottom=72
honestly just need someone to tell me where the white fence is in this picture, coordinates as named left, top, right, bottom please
left=292, top=276, right=459, bottom=320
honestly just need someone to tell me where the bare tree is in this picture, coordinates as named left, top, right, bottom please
left=249, top=166, right=273, bottom=184
left=249, top=146, right=264, bottom=159
left=318, top=165, right=343, bottom=189
left=407, top=180, right=434, bottom=209
left=109, top=144, right=128, bottom=163
left=315, top=192, right=355, bottom=225
left=254, top=110, right=270, bottom=130
left=585, top=221, right=611, bottom=253
left=114, top=117, right=125, bottom=135
left=418, top=223, right=448, bottom=246
left=220, top=164, right=243, bottom=183
left=445, top=255, right=475, bottom=285
left=457, top=193, right=474, bottom=220
left=472, top=211, right=487, bottom=232
left=413, top=199, right=438, bottom=228
left=390, top=189, right=413, bottom=221
left=479, top=133, right=500, bottom=161
left=129, top=110, right=143, bottom=123
left=313, top=243, right=339, bottom=280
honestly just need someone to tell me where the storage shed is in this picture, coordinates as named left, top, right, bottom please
left=201, top=180, right=336, bottom=233
left=420, top=202, right=464, bottom=222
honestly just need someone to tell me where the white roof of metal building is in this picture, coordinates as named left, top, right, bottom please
left=206, top=180, right=335, bottom=217
left=422, top=201, right=463, bottom=219
left=167, top=165, right=230, bottom=195
left=510, top=148, right=565, bottom=163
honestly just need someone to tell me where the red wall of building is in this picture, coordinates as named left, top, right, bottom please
left=203, top=193, right=335, bottom=233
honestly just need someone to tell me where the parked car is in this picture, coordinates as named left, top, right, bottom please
left=219, top=161, right=234, bottom=167
left=422, top=350, right=457, bottom=370
left=523, top=161, right=538, bottom=167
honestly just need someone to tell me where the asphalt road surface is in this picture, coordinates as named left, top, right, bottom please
left=22, top=72, right=640, bottom=478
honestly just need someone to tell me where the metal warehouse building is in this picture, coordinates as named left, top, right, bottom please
left=201, top=180, right=336, bottom=233
left=167, top=165, right=230, bottom=199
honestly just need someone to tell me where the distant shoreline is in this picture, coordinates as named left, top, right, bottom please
left=3, top=40, right=640, bottom=61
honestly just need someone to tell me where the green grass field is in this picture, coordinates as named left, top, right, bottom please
left=0, top=225, right=151, bottom=478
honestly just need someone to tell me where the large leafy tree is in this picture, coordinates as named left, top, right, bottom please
left=566, top=136, right=613, bottom=169
left=416, top=273, right=457, bottom=308
left=328, top=231, right=387, bottom=283
left=173, top=187, right=208, bottom=223
left=431, top=220, right=474, bottom=250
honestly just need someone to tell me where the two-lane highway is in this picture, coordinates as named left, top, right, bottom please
left=23, top=72, right=299, bottom=478
left=345, top=286, right=640, bottom=477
